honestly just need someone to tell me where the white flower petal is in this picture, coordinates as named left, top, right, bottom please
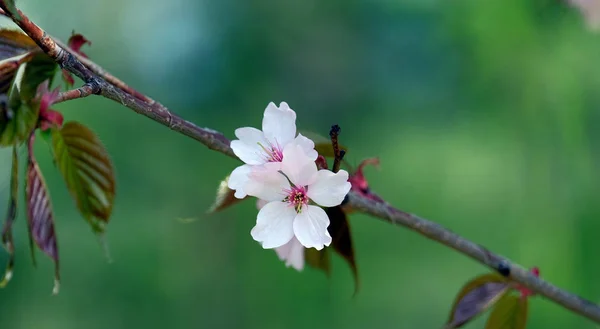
left=256, top=199, right=269, bottom=210
left=244, top=162, right=289, bottom=202
left=281, top=143, right=317, bottom=187
left=251, top=201, right=296, bottom=249
left=293, top=133, right=318, bottom=160
left=275, top=237, right=305, bottom=271
left=227, top=164, right=253, bottom=198
left=262, top=102, right=297, bottom=147
left=307, top=169, right=351, bottom=207
left=293, top=205, right=332, bottom=250
left=231, top=127, right=269, bottom=165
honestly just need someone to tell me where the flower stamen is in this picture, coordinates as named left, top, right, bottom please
left=256, top=141, right=284, bottom=162
left=283, top=185, right=309, bottom=213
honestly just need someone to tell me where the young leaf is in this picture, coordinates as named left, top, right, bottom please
left=0, top=28, right=37, bottom=60
left=445, top=273, right=510, bottom=328
left=26, top=141, right=60, bottom=294
left=207, top=175, right=243, bottom=213
left=305, top=247, right=331, bottom=276
left=67, top=33, right=91, bottom=58
left=20, top=53, right=58, bottom=103
left=326, top=205, right=359, bottom=295
left=51, top=121, right=115, bottom=233
left=0, top=146, right=19, bottom=287
left=485, top=294, right=529, bottom=329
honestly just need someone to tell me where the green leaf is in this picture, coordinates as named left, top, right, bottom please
left=326, top=205, right=359, bottom=295
left=485, top=294, right=529, bottom=329
left=19, top=52, right=58, bottom=103
left=1, top=1, right=23, bottom=21
left=207, top=175, right=244, bottom=213
left=445, top=273, right=510, bottom=328
left=305, top=247, right=331, bottom=276
left=0, top=145, right=18, bottom=287
left=0, top=96, right=39, bottom=147
left=298, top=130, right=348, bottom=158
left=51, top=121, right=115, bottom=233
left=25, top=143, right=60, bottom=294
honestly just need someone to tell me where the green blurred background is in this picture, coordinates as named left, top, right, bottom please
left=1, top=0, right=600, bottom=328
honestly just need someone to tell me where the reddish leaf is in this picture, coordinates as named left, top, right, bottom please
left=61, top=32, right=90, bottom=88
left=445, top=273, right=510, bottom=328
left=207, top=175, right=244, bottom=213
left=0, top=146, right=18, bottom=287
left=326, top=205, right=359, bottom=295
left=67, top=33, right=91, bottom=58
left=485, top=294, right=529, bottom=329
left=25, top=134, right=60, bottom=294
left=34, top=80, right=62, bottom=131
left=347, top=157, right=383, bottom=204
left=305, top=247, right=331, bottom=276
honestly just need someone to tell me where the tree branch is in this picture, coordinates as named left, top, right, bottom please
left=2, top=1, right=600, bottom=324
left=54, top=81, right=100, bottom=104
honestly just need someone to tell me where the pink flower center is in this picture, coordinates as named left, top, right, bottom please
left=284, top=185, right=309, bottom=213
left=257, top=141, right=284, bottom=162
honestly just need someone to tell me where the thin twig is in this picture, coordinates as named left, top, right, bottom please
left=53, top=38, right=150, bottom=103
left=54, top=81, right=100, bottom=104
left=2, top=1, right=600, bottom=324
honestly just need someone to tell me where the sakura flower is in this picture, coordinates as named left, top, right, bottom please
left=228, top=102, right=318, bottom=198
left=246, top=143, right=351, bottom=250
left=257, top=199, right=305, bottom=271
left=275, top=237, right=305, bottom=271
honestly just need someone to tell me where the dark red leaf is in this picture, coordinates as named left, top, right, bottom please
left=25, top=133, right=60, bottom=294
left=445, top=273, right=510, bottom=328
left=40, top=109, right=63, bottom=131
left=326, top=205, right=359, bottom=295
left=35, top=79, right=62, bottom=130
left=67, top=33, right=91, bottom=58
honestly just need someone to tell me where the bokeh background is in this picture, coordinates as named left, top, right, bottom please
left=1, top=0, right=600, bottom=328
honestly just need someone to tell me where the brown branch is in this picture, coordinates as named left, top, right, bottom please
left=54, top=81, right=100, bottom=104
left=52, top=38, right=150, bottom=102
left=2, top=1, right=600, bottom=325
